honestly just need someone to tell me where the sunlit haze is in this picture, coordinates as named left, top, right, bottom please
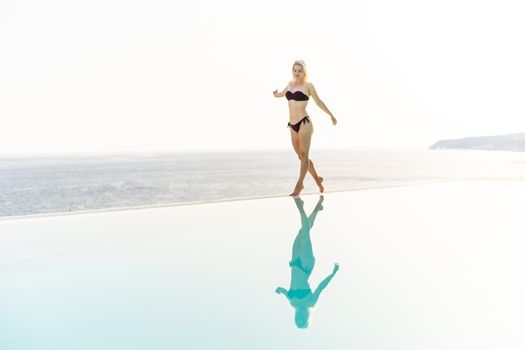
left=1, top=0, right=524, bottom=155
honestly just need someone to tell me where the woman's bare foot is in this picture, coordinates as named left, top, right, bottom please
left=293, top=196, right=304, bottom=206
left=316, top=176, right=324, bottom=193
left=289, top=183, right=304, bottom=196
left=315, top=195, right=324, bottom=211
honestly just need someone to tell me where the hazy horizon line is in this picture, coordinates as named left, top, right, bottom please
left=0, top=146, right=438, bottom=158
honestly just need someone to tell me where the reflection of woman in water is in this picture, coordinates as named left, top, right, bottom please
left=275, top=195, right=339, bottom=328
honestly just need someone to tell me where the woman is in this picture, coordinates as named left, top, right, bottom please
left=275, top=195, right=340, bottom=328
left=273, top=60, right=338, bottom=196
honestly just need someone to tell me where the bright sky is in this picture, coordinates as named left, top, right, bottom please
left=1, top=0, right=524, bottom=155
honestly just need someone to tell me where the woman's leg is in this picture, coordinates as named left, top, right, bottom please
left=304, top=123, right=324, bottom=192
left=291, top=227, right=315, bottom=266
left=291, top=198, right=315, bottom=268
left=308, top=195, right=324, bottom=228
left=290, top=120, right=314, bottom=196
left=291, top=126, right=323, bottom=192
left=308, top=159, right=324, bottom=193
left=290, top=128, right=300, bottom=157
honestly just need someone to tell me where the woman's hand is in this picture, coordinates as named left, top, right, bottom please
left=275, top=287, right=287, bottom=295
left=331, top=115, right=337, bottom=126
left=273, top=89, right=280, bottom=98
left=332, top=263, right=340, bottom=274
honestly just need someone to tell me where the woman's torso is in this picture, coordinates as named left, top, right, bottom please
left=287, top=82, right=310, bottom=124
left=289, top=258, right=314, bottom=290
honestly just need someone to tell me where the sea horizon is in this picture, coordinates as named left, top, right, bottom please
left=2, top=148, right=524, bottom=218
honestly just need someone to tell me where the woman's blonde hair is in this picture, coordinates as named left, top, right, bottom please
left=292, top=59, right=309, bottom=82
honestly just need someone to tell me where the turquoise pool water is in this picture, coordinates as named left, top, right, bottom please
left=1, top=180, right=524, bottom=349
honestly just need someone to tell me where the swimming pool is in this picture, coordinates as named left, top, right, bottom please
left=1, top=180, right=524, bottom=349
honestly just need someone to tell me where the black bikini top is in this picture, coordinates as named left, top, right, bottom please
left=286, top=89, right=309, bottom=101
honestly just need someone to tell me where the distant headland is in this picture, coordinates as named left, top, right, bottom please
left=429, top=132, right=525, bottom=152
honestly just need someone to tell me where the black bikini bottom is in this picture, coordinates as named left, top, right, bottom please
left=287, top=115, right=310, bottom=133
left=288, top=288, right=312, bottom=299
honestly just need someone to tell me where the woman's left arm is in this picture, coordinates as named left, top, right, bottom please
left=309, top=82, right=337, bottom=125
left=312, top=263, right=339, bottom=303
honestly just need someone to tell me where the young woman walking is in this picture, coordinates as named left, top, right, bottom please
left=273, top=60, right=337, bottom=196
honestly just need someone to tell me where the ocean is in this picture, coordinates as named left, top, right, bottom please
left=1, top=149, right=524, bottom=218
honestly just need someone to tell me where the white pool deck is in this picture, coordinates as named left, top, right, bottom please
left=1, top=179, right=525, bottom=349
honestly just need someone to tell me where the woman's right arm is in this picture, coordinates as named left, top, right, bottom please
left=275, top=287, right=289, bottom=296
left=273, top=82, right=290, bottom=98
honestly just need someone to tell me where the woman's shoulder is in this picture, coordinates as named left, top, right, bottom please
left=305, top=81, right=316, bottom=95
